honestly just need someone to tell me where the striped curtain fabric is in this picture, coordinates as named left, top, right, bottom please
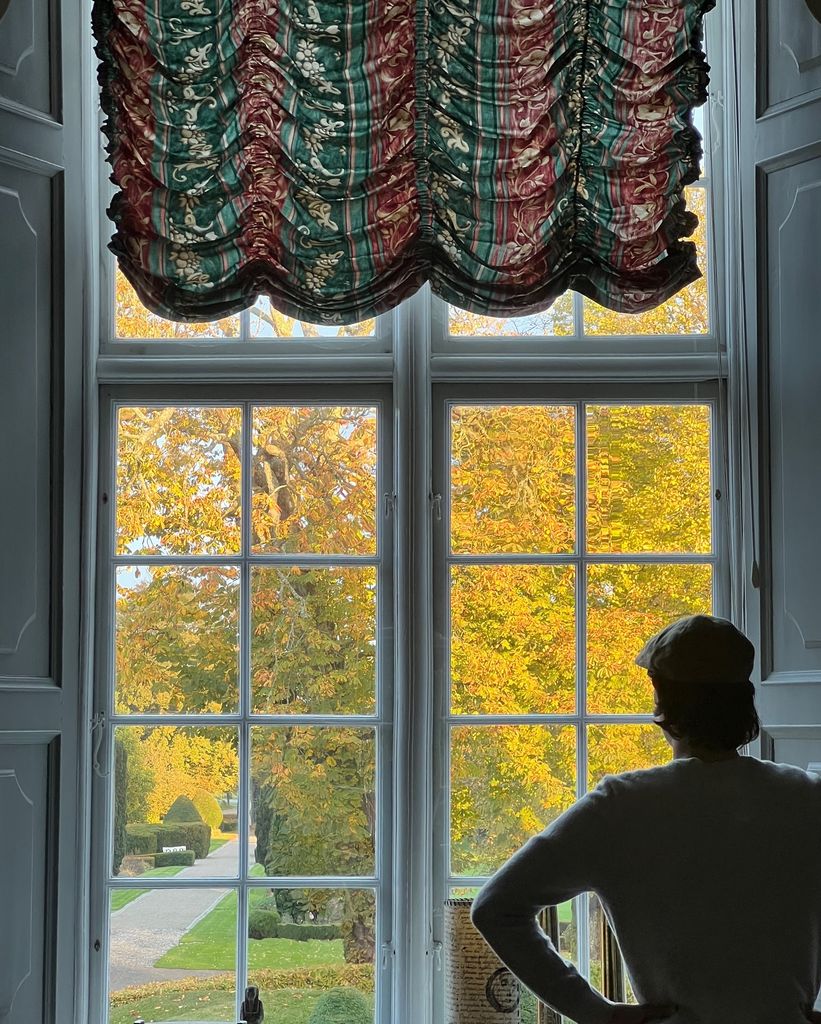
left=94, top=0, right=715, bottom=325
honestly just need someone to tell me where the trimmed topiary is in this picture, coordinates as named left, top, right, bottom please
left=163, top=794, right=203, bottom=823
left=248, top=908, right=281, bottom=940
left=113, top=739, right=128, bottom=875
left=308, top=987, right=372, bottom=1024
left=191, top=789, right=223, bottom=831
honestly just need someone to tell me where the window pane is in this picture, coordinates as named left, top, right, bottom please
left=250, top=295, right=375, bottom=338
left=251, top=727, right=376, bottom=876
left=450, top=405, right=576, bottom=554
left=448, top=293, right=575, bottom=337
left=112, top=726, right=239, bottom=878
left=586, top=563, right=713, bottom=714
left=450, top=725, right=576, bottom=876
left=251, top=406, right=377, bottom=554
left=450, top=564, right=576, bottom=714
left=583, top=187, right=709, bottom=336
left=246, top=886, right=375, bottom=1019
left=252, top=566, right=377, bottom=715
left=115, top=267, right=240, bottom=340
left=108, top=887, right=236, bottom=1022
left=116, top=406, right=242, bottom=556
left=586, top=404, right=712, bottom=554
left=115, top=565, right=239, bottom=715
left=587, top=725, right=671, bottom=790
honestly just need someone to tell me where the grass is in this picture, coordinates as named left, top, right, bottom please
left=208, top=836, right=229, bottom=854
left=156, top=885, right=346, bottom=971
left=109, top=986, right=330, bottom=1024
left=111, top=866, right=186, bottom=912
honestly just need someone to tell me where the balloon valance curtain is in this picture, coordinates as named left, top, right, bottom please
left=94, top=0, right=714, bottom=325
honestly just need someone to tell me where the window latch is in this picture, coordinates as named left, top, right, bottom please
left=91, top=712, right=110, bottom=779
left=384, top=492, right=396, bottom=518
left=430, top=493, right=442, bottom=522
left=381, top=941, right=394, bottom=970
left=431, top=939, right=443, bottom=972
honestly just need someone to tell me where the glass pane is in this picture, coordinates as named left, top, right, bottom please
left=448, top=293, right=575, bottom=337
left=115, top=266, right=240, bottom=340
left=587, top=724, right=671, bottom=790
left=586, top=563, right=713, bottom=714
left=450, top=725, right=576, bottom=876
left=583, top=187, right=709, bottom=336
left=252, top=406, right=377, bottom=554
left=251, top=727, right=376, bottom=876
left=247, top=886, right=375, bottom=1019
left=450, top=405, right=576, bottom=554
left=250, top=295, right=375, bottom=338
left=115, top=565, right=239, bottom=714
left=116, top=406, right=242, bottom=556
left=112, top=726, right=239, bottom=878
left=450, top=564, right=576, bottom=714
left=252, top=566, right=377, bottom=715
left=108, top=886, right=236, bottom=1022
left=586, top=404, right=712, bottom=554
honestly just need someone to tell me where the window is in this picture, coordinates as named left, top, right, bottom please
left=432, top=392, right=722, bottom=1011
left=94, top=394, right=393, bottom=1024
left=93, top=30, right=728, bottom=1024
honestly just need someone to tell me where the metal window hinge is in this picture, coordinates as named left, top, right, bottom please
left=383, top=492, right=396, bottom=518
left=381, top=941, right=395, bottom=970
left=430, top=493, right=442, bottom=521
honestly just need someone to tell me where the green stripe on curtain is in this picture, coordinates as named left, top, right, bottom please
left=94, top=0, right=715, bottom=325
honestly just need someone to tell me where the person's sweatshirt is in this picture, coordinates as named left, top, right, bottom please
left=471, top=755, right=821, bottom=1024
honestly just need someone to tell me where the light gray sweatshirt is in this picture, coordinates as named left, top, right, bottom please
left=471, top=756, right=821, bottom=1024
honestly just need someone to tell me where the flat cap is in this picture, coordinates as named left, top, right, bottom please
left=635, top=614, right=755, bottom=684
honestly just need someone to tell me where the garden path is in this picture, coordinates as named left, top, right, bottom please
left=109, top=837, right=256, bottom=992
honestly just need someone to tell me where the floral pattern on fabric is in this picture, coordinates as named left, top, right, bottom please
left=94, top=0, right=714, bottom=324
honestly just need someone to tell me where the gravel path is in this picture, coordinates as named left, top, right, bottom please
left=109, top=838, right=255, bottom=992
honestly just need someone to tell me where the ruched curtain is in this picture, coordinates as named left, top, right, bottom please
left=94, top=0, right=714, bottom=325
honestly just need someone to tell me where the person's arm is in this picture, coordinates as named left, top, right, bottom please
left=470, top=780, right=617, bottom=1024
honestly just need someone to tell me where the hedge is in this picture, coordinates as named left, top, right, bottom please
left=156, top=821, right=211, bottom=859
left=125, top=824, right=158, bottom=855
left=220, top=811, right=238, bottom=833
left=308, top=987, right=371, bottom=1024
left=109, top=965, right=374, bottom=1008
left=246, top=911, right=342, bottom=942
left=274, top=923, right=342, bottom=942
left=153, top=849, right=195, bottom=868
left=124, top=821, right=211, bottom=860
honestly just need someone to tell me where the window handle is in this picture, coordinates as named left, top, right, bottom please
left=381, top=941, right=394, bottom=970
left=431, top=939, right=443, bottom=972
left=430, top=493, right=442, bottom=521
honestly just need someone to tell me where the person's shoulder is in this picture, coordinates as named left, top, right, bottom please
left=593, top=760, right=682, bottom=796
left=754, top=757, right=821, bottom=790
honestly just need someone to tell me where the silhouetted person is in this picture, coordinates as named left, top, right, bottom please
left=472, top=615, right=821, bottom=1024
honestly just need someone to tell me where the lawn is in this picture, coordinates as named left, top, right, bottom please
left=109, top=986, right=333, bottom=1024
left=110, top=866, right=186, bottom=912
left=208, top=836, right=230, bottom=854
left=156, top=878, right=345, bottom=972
